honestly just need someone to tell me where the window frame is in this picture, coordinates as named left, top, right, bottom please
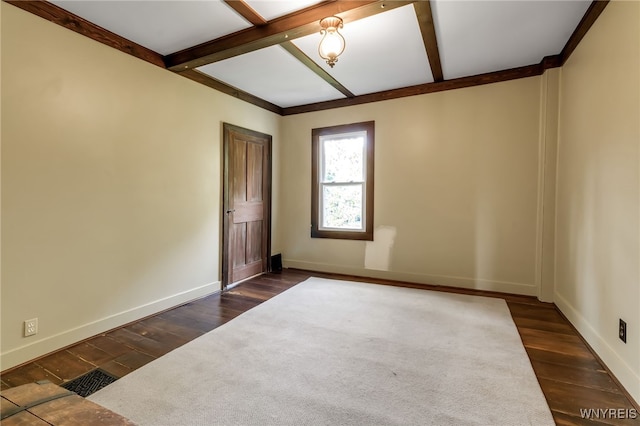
left=311, top=121, right=374, bottom=240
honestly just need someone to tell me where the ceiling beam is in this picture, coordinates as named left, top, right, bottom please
left=165, top=0, right=414, bottom=72
left=181, top=69, right=282, bottom=115
left=282, top=58, right=559, bottom=115
left=4, top=0, right=165, bottom=68
left=223, top=0, right=267, bottom=27
left=413, top=1, right=443, bottom=82
left=560, top=0, right=609, bottom=65
left=280, top=41, right=355, bottom=98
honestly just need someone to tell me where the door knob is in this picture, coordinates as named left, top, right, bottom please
left=226, top=209, right=235, bottom=214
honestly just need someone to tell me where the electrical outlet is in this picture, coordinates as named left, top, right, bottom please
left=24, top=318, right=38, bottom=337
left=619, top=318, right=627, bottom=343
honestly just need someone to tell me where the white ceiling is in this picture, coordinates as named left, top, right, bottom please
left=432, top=0, right=591, bottom=79
left=290, top=5, right=434, bottom=95
left=48, top=0, right=593, bottom=109
left=199, top=45, right=347, bottom=108
left=52, top=1, right=252, bottom=55
left=246, top=0, right=323, bottom=20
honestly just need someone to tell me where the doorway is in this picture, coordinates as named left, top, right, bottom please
left=222, top=123, right=272, bottom=289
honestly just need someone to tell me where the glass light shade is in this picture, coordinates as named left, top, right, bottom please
left=318, top=16, right=345, bottom=68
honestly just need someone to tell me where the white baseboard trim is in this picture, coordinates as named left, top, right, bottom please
left=284, top=259, right=538, bottom=296
left=555, top=291, right=640, bottom=405
left=0, top=281, right=221, bottom=371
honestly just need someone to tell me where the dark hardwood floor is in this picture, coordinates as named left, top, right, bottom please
left=1, top=269, right=638, bottom=425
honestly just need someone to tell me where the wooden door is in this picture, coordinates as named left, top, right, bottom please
left=222, top=123, right=271, bottom=289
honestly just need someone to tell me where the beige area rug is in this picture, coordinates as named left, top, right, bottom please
left=89, top=277, right=554, bottom=425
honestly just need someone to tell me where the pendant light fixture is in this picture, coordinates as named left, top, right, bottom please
left=318, top=16, right=345, bottom=68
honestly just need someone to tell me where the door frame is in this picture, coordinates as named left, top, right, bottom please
left=221, top=122, right=272, bottom=290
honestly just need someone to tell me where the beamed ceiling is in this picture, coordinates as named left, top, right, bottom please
left=8, top=0, right=609, bottom=115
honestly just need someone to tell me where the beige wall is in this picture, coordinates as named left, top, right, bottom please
left=280, top=77, right=543, bottom=295
left=536, top=68, right=560, bottom=303
left=555, top=0, right=640, bottom=403
left=0, top=3, right=281, bottom=369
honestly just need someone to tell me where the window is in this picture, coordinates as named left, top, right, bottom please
left=311, top=121, right=374, bottom=240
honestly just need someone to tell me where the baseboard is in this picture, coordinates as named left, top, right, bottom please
left=555, top=291, right=640, bottom=405
left=284, top=259, right=538, bottom=296
left=0, top=281, right=221, bottom=371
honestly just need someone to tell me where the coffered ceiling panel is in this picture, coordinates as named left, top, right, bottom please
left=197, top=45, right=346, bottom=108
left=432, top=0, right=592, bottom=79
left=51, top=0, right=251, bottom=55
left=245, top=0, right=323, bottom=21
left=292, top=4, right=434, bottom=96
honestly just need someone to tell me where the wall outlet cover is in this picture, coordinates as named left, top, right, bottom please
left=24, top=318, right=38, bottom=337
left=619, top=318, right=627, bottom=343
